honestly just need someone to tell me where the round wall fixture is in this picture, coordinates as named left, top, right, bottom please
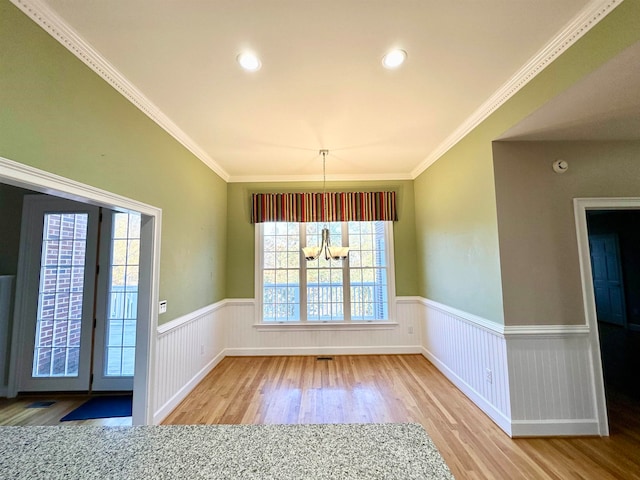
left=552, top=159, right=569, bottom=173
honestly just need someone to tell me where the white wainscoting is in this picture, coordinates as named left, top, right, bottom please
left=418, top=298, right=603, bottom=437
left=152, top=296, right=604, bottom=437
left=224, top=298, right=423, bottom=356
left=505, top=326, right=600, bottom=436
left=153, top=301, right=227, bottom=423
left=419, top=298, right=512, bottom=435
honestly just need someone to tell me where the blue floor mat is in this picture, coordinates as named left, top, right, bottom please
left=60, top=395, right=132, bottom=421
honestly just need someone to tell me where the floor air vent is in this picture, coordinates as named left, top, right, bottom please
left=316, top=356, right=334, bottom=361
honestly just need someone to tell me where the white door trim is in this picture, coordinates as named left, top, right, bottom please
left=573, top=197, right=640, bottom=436
left=1, top=156, right=161, bottom=425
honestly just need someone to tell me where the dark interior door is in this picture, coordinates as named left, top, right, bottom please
left=590, top=233, right=627, bottom=327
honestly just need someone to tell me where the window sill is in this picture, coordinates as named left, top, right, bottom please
left=253, top=321, right=398, bottom=332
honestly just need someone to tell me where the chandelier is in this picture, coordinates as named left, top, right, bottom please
left=301, top=150, right=350, bottom=261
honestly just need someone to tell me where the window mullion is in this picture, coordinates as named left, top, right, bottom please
left=299, top=224, right=308, bottom=322
left=342, top=222, right=351, bottom=322
left=254, top=224, right=263, bottom=324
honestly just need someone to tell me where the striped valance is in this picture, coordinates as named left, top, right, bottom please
left=251, top=192, right=397, bottom=223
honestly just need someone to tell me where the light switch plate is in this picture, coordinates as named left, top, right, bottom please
left=159, top=300, right=167, bottom=314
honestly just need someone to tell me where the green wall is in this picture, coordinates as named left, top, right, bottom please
left=413, top=0, right=640, bottom=324
left=414, top=135, right=503, bottom=321
left=0, top=1, right=227, bottom=323
left=226, top=180, right=418, bottom=298
left=4, top=0, right=639, bottom=327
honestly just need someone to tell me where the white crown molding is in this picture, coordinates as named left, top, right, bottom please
left=227, top=172, right=414, bottom=183
left=10, top=0, right=230, bottom=182
left=410, top=0, right=623, bottom=179
left=12, top=0, right=621, bottom=184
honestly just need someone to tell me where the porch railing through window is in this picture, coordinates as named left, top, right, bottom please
left=105, top=212, right=140, bottom=377
left=263, top=282, right=387, bottom=322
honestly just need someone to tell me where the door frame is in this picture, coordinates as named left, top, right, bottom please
left=1, top=156, right=161, bottom=425
left=574, top=197, right=640, bottom=437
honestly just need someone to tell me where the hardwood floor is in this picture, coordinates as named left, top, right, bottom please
left=0, top=395, right=132, bottom=426
left=1, top=355, right=637, bottom=478
left=163, top=355, right=640, bottom=480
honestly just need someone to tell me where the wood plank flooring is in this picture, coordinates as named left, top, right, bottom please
left=163, top=355, right=640, bottom=480
left=0, top=395, right=132, bottom=426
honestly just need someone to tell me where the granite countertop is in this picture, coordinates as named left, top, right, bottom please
left=0, top=423, right=454, bottom=479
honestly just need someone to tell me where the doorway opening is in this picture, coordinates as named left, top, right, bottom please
left=13, top=196, right=142, bottom=396
left=0, top=156, right=161, bottom=425
left=586, top=210, right=640, bottom=402
left=575, top=197, right=640, bottom=436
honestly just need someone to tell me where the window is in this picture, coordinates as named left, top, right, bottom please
left=257, top=221, right=394, bottom=323
left=105, top=212, right=140, bottom=376
left=34, top=213, right=88, bottom=377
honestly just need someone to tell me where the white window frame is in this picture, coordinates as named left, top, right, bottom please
left=254, top=221, right=397, bottom=329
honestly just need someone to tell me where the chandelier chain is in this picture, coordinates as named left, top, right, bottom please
left=322, top=150, right=327, bottom=228
left=300, top=149, right=348, bottom=261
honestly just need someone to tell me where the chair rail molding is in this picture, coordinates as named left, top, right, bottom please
left=417, top=296, right=606, bottom=437
left=154, top=302, right=227, bottom=423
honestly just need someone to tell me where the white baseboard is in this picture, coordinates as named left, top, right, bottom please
left=511, top=419, right=600, bottom=437
left=420, top=347, right=512, bottom=436
left=225, top=345, right=423, bottom=356
left=153, top=350, right=225, bottom=424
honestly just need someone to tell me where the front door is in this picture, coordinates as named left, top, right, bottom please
left=17, top=196, right=99, bottom=391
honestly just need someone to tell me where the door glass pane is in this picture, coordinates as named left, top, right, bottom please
left=33, top=213, right=88, bottom=377
left=105, top=212, right=140, bottom=376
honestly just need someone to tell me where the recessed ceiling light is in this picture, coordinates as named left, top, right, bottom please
left=382, top=49, right=407, bottom=69
left=237, top=52, right=261, bottom=72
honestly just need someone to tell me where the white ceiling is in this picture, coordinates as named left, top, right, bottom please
left=499, top=40, right=640, bottom=142
left=26, top=0, right=622, bottom=181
